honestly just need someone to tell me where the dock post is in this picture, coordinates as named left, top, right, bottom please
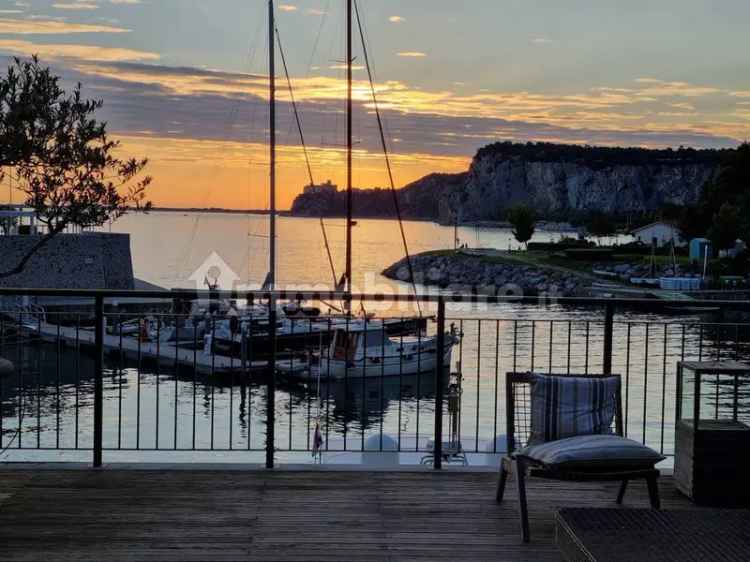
left=603, top=301, right=615, bottom=375
left=93, top=295, right=104, bottom=468
left=434, top=297, right=446, bottom=469
left=266, top=296, right=277, bottom=469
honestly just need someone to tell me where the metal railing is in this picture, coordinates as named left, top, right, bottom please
left=1, top=288, right=749, bottom=469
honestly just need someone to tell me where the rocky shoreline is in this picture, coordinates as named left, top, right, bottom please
left=382, top=252, right=592, bottom=297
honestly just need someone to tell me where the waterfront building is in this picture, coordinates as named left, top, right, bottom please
left=631, top=221, right=684, bottom=248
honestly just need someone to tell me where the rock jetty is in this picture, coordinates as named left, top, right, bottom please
left=382, top=252, right=591, bottom=297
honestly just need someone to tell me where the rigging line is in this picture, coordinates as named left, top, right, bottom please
left=275, top=26, right=315, bottom=187
left=244, top=14, right=271, bottom=284
left=178, top=15, right=266, bottom=283
left=319, top=217, right=338, bottom=290
left=275, top=25, right=339, bottom=291
left=353, top=0, right=422, bottom=316
left=354, top=5, right=392, bottom=143
left=305, top=0, right=331, bottom=79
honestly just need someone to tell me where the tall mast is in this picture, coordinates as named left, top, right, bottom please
left=345, top=0, right=353, bottom=307
left=268, top=0, right=276, bottom=290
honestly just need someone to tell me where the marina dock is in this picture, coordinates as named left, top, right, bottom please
left=29, top=322, right=268, bottom=375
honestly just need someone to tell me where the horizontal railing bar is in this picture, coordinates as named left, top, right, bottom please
left=0, top=447, right=679, bottom=457
left=10, top=311, right=750, bottom=328
left=0, top=287, right=749, bottom=310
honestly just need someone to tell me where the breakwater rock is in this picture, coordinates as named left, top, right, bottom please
left=382, top=252, right=591, bottom=297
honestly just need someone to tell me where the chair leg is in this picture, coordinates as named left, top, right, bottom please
left=514, top=458, right=530, bottom=543
left=496, top=457, right=509, bottom=503
left=616, top=480, right=628, bottom=504
left=646, top=474, right=660, bottom=510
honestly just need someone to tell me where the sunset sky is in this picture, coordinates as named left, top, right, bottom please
left=1, top=0, right=749, bottom=209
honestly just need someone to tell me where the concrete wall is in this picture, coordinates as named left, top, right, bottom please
left=0, top=233, right=134, bottom=289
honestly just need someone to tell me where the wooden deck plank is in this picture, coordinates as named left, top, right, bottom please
left=0, top=469, right=697, bottom=562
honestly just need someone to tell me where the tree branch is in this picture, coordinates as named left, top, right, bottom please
left=0, top=224, right=64, bottom=280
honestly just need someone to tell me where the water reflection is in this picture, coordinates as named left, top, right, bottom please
left=2, top=314, right=749, bottom=457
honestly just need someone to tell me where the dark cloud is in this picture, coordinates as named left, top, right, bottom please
left=3, top=56, right=739, bottom=162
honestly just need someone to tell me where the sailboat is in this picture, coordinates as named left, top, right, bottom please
left=277, top=0, right=460, bottom=378
left=204, top=0, right=427, bottom=362
left=327, top=322, right=459, bottom=379
left=280, top=323, right=461, bottom=380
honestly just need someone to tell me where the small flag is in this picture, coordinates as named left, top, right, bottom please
left=312, top=422, right=323, bottom=457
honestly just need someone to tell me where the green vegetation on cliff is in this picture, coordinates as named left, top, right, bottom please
left=291, top=141, right=733, bottom=223
left=476, top=141, right=727, bottom=169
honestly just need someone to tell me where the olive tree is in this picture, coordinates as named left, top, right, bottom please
left=0, top=56, right=151, bottom=278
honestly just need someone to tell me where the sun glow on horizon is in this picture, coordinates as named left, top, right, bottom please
left=86, top=135, right=470, bottom=210
left=1, top=0, right=748, bottom=210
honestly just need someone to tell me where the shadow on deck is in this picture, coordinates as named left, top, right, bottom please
left=0, top=468, right=695, bottom=561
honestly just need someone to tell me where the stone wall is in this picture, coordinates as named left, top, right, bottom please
left=0, top=233, right=134, bottom=289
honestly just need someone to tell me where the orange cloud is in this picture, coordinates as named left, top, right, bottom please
left=0, top=18, right=128, bottom=34
left=69, top=61, right=750, bottom=142
left=0, top=39, right=159, bottom=61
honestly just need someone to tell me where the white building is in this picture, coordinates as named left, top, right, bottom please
left=631, top=221, right=685, bottom=248
left=303, top=180, right=338, bottom=195
left=0, top=206, right=40, bottom=235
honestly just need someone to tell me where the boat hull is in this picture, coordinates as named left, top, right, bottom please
left=282, top=344, right=454, bottom=380
left=212, top=316, right=429, bottom=359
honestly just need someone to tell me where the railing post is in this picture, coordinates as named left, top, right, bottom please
left=434, top=297, right=446, bottom=470
left=93, top=295, right=104, bottom=468
left=266, top=296, right=276, bottom=469
left=603, top=301, right=614, bottom=375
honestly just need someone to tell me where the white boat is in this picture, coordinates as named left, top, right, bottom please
left=280, top=324, right=460, bottom=380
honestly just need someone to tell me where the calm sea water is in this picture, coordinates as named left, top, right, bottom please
left=1, top=213, right=743, bottom=465
left=111, top=211, right=592, bottom=292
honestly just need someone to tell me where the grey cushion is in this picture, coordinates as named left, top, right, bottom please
left=529, top=373, right=619, bottom=445
left=517, top=434, right=665, bottom=470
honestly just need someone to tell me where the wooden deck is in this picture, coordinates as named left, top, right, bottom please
left=0, top=468, right=695, bottom=561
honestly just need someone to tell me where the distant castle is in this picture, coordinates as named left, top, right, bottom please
left=303, top=180, right=338, bottom=195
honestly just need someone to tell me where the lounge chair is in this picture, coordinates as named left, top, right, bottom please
left=496, top=372, right=665, bottom=542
